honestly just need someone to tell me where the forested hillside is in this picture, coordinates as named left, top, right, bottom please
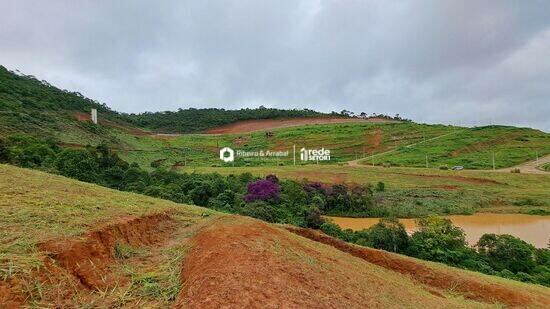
left=0, top=65, right=131, bottom=143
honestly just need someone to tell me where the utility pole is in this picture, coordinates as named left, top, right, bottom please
left=492, top=152, right=495, bottom=170
left=536, top=151, right=539, bottom=161
left=293, top=144, right=296, bottom=166
left=425, top=154, right=428, bottom=168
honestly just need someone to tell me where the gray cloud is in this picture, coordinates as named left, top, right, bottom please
left=1, top=0, right=549, bottom=131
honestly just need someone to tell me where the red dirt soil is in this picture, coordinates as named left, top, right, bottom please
left=177, top=216, right=452, bottom=308
left=205, top=117, right=391, bottom=134
left=286, top=226, right=550, bottom=308
left=175, top=216, right=550, bottom=308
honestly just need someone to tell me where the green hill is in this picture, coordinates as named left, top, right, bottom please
left=1, top=65, right=548, bottom=170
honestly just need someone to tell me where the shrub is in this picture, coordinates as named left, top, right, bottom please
left=439, top=165, right=448, bottom=170
left=510, top=168, right=520, bottom=173
left=375, top=181, right=385, bottom=192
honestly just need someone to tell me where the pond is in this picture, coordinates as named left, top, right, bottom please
left=325, top=213, right=550, bottom=248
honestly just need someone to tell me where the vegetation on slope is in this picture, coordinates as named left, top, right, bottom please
left=361, top=125, right=550, bottom=169
left=0, top=65, right=132, bottom=144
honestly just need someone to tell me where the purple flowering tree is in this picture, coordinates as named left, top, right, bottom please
left=244, top=179, right=280, bottom=203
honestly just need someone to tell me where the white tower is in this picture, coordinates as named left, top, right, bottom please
left=91, top=108, right=98, bottom=124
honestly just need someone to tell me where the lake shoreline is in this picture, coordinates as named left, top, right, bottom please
left=325, top=213, right=550, bottom=248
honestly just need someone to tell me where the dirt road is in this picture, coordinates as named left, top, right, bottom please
left=495, top=154, right=550, bottom=175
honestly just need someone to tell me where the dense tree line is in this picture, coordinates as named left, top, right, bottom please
left=125, top=106, right=343, bottom=133
left=1, top=134, right=548, bottom=287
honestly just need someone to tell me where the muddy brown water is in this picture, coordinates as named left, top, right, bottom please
left=326, top=213, right=550, bottom=248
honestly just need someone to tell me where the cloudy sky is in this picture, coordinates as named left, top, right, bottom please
left=1, top=1, right=549, bottom=131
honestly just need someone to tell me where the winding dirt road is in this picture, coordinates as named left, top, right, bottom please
left=495, top=154, right=550, bottom=175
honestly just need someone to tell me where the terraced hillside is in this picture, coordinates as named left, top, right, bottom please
left=1, top=164, right=550, bottom=308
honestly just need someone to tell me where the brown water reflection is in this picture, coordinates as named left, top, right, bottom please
left=326, top=214, right=550, bottom=248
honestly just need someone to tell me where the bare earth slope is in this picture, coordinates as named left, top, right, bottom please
left=205, top=117, right=394, bottom=134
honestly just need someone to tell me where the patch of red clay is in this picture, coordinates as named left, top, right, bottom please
left=205, top=117, right=388, bottom=134
left=39, top=213, right=176, bottom=290
left=0, top=280, right=25, bottom=308
left=394, top=172, right=502, bottom=185
left=178, top=216, right=497, bottom=308
left=286, top=226, right=550, bottom=307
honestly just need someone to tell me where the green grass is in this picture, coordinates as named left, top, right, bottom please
left=111, top=122, right=548, bottom=171
left=114, top=122, right=459, bottom=169
left=360, top=125, right=550, bottom=169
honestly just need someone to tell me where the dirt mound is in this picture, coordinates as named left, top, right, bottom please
left=286, top=226, right=550, bottom=307
left=205, top=117, right=378, bottom=134
left=176, top=216, right=520, bottom=308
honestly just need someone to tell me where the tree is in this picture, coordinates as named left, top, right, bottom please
left=366, top=218, right=409, bottom=253
left=477, top=234, right=537, bottom=273
left=407, top=217, right=469, bottom=265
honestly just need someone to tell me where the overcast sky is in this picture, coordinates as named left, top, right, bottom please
left=1, top=1, right=549, bottom=131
